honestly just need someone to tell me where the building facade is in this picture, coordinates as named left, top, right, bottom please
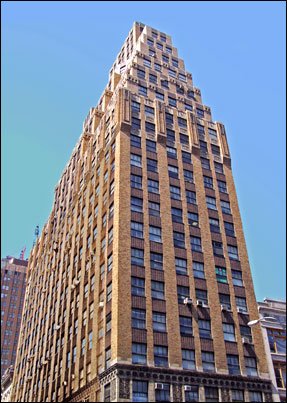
left=1, top=366, right=14, bottom=402
left=257, top=299, right=286, bottom=402
left=1, top=256, right=27, bottom=377
left=11, top=22, right=273, bottom=402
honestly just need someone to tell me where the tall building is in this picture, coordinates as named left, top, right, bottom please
left=257, top=299, right=286, bottom=402
left=11, top=22, right=273, bottom=402
left=1, top=256, right=27, bottom=377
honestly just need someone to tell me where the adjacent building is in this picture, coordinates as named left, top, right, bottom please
left=257, top=299, right=286, bottom=402
left=11, top=22, right=273, bottom=402
left=1, top=256, right=27, bottom=377
left=1, top=366, right=14, bottom=402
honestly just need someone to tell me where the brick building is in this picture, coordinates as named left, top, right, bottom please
left=1, top=256, right=27, bottom=377
left=11, top=22, right=273, bottom=402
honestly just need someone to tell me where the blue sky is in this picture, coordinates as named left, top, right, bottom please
left=2, top=1, right=286, bottom=301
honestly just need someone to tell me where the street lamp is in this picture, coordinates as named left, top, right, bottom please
left=247, top=317, right=277, bottom=327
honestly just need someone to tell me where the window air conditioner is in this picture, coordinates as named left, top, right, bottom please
left=221, top=304, right=232, bottom=312
left=99, top=301, right=104, bottom=308
left=237, top=307, right=247, bottom=314
left=183, top=297, right=193, bottom=305
left=242, top=337, right=252, bottom=345
left=155, top=383, right=164, bottom=390
left=184, top=385, right=192, bottom=391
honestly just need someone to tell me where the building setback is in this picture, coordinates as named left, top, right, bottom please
left=11, top=22, right=273, bottom=402
left=257, top=299, right=286, bottom=402
left=1, top=256, right=27, bottom=377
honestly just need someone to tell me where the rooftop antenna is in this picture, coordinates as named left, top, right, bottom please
left=19, top=246, right=26, bottom=260
left=33, top=225, right=40, bottom=246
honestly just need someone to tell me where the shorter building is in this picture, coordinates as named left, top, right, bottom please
left=258, top=298, right=286, bottom=402
left=1, top=366, right=14, bottom=402
left=1, top=256, right=28, bottom=377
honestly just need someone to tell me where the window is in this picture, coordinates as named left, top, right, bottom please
left=186, top=190, right=196, bottom=204
left=155, top=63, right=161, bottom=72
left=245, top=357, right=258, bottom=376
left=88, top=331, right=93, bottom=349
left=173, top=231, right=185, bottom=248
left=168, top=97, right=177, bottom=107
left=132, top=100, right=141, bottom=112
left=157, top=42, right=163, bottom=50
left=131, top=248, right=144, bottom=266
left=240, top=325, right=252, bottom=342
left=162, top=54, right=169, bottom=63
left=191, top=236, right=202, bottom=252
left=155, top=383, right=170, bottom=402
left=172, top=207, right=183, bottom=223
left=104, top=383, right=111, bottom=402
left=185, top=102, right=193, bottom=111
left=274, top=362, right=286, bottom=388
left=205, top=387, right=219, bottom=402
left=170, top=185, right=181, bottom=200
left=147, top=38, right=154, bottom=46
left=153, top=312, right=166, bottom=332
left=143, top=58, right=151, bottom=68
left=107, top=254, right=113, bottom=272
left=131, top=221, right=144, bottom=239
left=209, top=217, right=220, bottom=233
left=221, top=200, right=231, bottom=214
left=167, top=129, right=175, bottom=142
left=224, top=221, right=235, bottom=237
left=215, top=266, right=228, bottom=283
left=223, top=324, right=236, bottom=342
left=147, top=158, right=157, bottom=172
left=202, top=352, right=215, bottom=372
left=219, top=293, right=231, bottom=310
left=165, top=113, right=174, bottom=125
left=166, top=46, right=172, bottom=54
left=168, top=68, right=176, bottom=78
left=145, top=122, right=155, bottom=133
left=213, top=241, right=224, bottom=257
left=231, top=390, right=244, bottom=402
left=218, top=180, right=227, bottom=193
left=137, top=69, right=145, bottom=79
left=131, top=197, right=143, bottom=213
left=131, top=174, right=142, bottom=189
left=180, top=316, right=193, bottom=336
left=249, top=392, right=262, bottom=402
left=132, top=343, right=147, bottom=364
left=155, top=91, right=164, bottom=101
left=206, top=196, right=217, bottom=210
left=149, top=201, right=160, bottom=217
left=184, top=169, right=193, bottom=183
left=180, top=134, right=189, bottom=145
left=133, top=381, right=148, bottom=402
left=150, top=253, right=163, bottom=270
left=193, top=262, right=205, bottom=279
left=106, top=313, right=112, bottom=333
left=107, top=282, right=112, bottom=302
left=161, top=79, right=169, bottom=89
left=172, top=58, right=178, bottom=67
left=167, top=146, right=177, bottom=158
left=132, top=309, right=146, bottom=329
left=175, top=258, right=187, bottom=275
left=182, top=151, right=192, bottom=163
left=149, top=73, right=157, bottom=84
left=214, top=161, right=224, bottom=174
left=146, top=139, right=156, bottom=153
left=149, top=226, right=162, bottom=243
left=177, top=285, right=190, bottom=304
left=178, top=117, right=187, bottom=128
left=268, top=329, right=286, bottom=354
left=148, top=179, right=159, bottom=194
left=227, top=354, right=240, bottom=375
left=168, top=165, right=178, bottom=178
left=199, top=320, right=211, bottom=339
left=204, top=176, right=213, bottom=189
left=201, top=157, right=210, bottom=170
left=182, top=350, right=195, bottom=370
left=154, top=345, right=168, bottom=367
left=131, top=134, right=141, bottom=148
left=139, top=85, right=147, bottom=96
left=151, top=281, right=165, bottom=300
left=228, top=245, right=239, bottom=260
left=211, top=144, right=220, bottom=156
left=131, top=154, right=142, bottom=168
left=236, top=297, right=248, bottom=313
left=132, top=277, right=145, bottom=296
left=188, top=212, right=199, bottom=226
left=108, top=227, right=113, bottom=244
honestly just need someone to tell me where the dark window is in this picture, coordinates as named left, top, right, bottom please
left=161, top=79, right=169, bottom=89
left=104, top=384, right=111, bottom=402
left=162, top=54, right=169, bottom=63
left=145, top=122, right=155, bottom=133
left=182, top=350, right=196, bottom=370
left=201, top=157, right=210, bottom=170
left=236, top=297, right=248, bottom=313
left=219, top=293, right=231, bottom=310
left=149, top=74, right=157, bottom=83
left=197, top=108, right=204, bottom=118
left=171, top=207, right=183, bottom=223
left=143, top=58, right=151, bottom=68
left=218, top=180, right=227, bottom=193
left=175, top=257, right=187, bottom=275
left=147, top=39, right=154, bottom=46
left=180, top=133, right=189, bottom=145
left=205, top=387, right=219, bottom=402
left=131, top=174, right=142, bottom=189
left=193, top=262, right=205, bottom=279
left=153, top=312, right=166, bottom=332
left=145, top=105, right=155, bottom=117
left=184, top=170, right=193, bottom=183
left=131, top=153, right=142, bottom=167
left=224, top=221, right=235, bottom=237
left=191, top=236, right=202, bottom=252
left=180, top=316, right=193, bottom=336
left=197, top=124, right=205, bottom=137
left=132, top=100, right=141, bottom=112
left=146, top=139, right=156, bottom=153
left=170, top=185, right=181, bottom=200
left=131, top=134, right=141, bottom=148
left=204, top=176, right=213, bottom=189
left=211, top=144, right=220, bottom=156
left=149, top=201, right=160, bottom=217
left=168, top=165, right=178, bottom=178
left=155, top=63, right=161, bottom=72
left=231, top=390, right=244, bottom=402
left=168, top=97, right=177, bottom=107
left=172, top=59, right=178, bottom=67
left=199, top=140, right=208, bottom=152
left=149, top=226, right=162, bottom=243
left=151, top=281, right=165, bottom=300
left=232, top=270, right=243, bottom=287
left=154, top=346, right=168, bottom=367
left=215, top=266, right=227, bottom=283
left=196, top=289, right=208, bottom=304
left=137, top=69, right=145, bottom=80
left=209, top=217, right=220, bottom=233
left=173, top=231, right=185, bottom=248
left=167, top=146, right=177, bottom=158
left=245, top=357, right=258, bottom=377
left=177, top=285, right=190, bottom=304
left=132, top=308, right=146, bottom=329
left=139, top=85, right=147, bottom=96
left=199, top=320, right=211, bottom=338
left=214, top=162, right=224, bottom=174
left=228, top=245, right=239, bottom=260
left=182, top=151, right=192, bottom=163
left=148, top=179, right=159, bottom=194
left=202, top=352, right=215, bottom=372
left=165, top=113, right=174, bottom=125
left=132, top=343, right=147, bottom=364
left=131, top=277, right=145, bottom=296
left=150, top=253, right=163, bottom=270
left=188, top=212, right=198, bottom=226
left=147, top=158, right=158, bottom=172
left=227, top=354, right=240, bottom=374
left=213, top=241, right=224, bottom=256
left=155, top=91, right=164, bottom=101
left=131, top=197, right=143, bottom=213
left=185, top=103, right=193, bottom=111
left=131, top=221, right=144, bottom=239
left=166, top=129, right=175, bottom=142
left=131, top=248, right=144, bottom=266
left=131, top=117, right=141, bottom=131
left=178, top=117, right=187, bottom=128
left=224, top=324, right=236, bottom=342
left=133, top=381, right=148, bottom=402
left=155, top=383, right=170, bottom=402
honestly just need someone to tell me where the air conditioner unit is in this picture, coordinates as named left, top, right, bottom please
left=99, top=301, right=104, bottom=308
left=71, top=374, right=75, bottom=380
left=55, top=325, right=61, bottom=330
left=221, top=304, right=232, bottom=312
left=183, top=297, right=193, bottom=305
left=42, top=289, right=47, bottom=293
left=242, top=337, right=252, bottom=345
left=196, top=299, right=203, bottom=307
left=237, top=307, right=247, bottom=314
left=155, top=383, right=164, bottom=390
left=42, top=360, right=48, bottom=365
left=184, top=385, right=192, bottom=391
left=63, top=381, right=68, bottom=386
left=71, top=284, right=75, bottom=290
left=74, top=279, right=80, bottom=286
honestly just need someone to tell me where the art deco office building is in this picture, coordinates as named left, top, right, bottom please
left=12, top=22, right=273, bottom=402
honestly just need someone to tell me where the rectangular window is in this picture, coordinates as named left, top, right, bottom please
left=197, top=108, right=204, bottom=118
left=104, top=383, right=111, bottom=402
left=131, top=248, right=144, bottom=266
left=146, top=139, right=156, bottom=153
left=149, top=201, right=160, bottom=217
left=182, top=151, right=192, bottom=163
left=145, top=121, right=155, bottom=133
left=131, top=277, right=145, bottom=296
left=107, top=282, right=112, bottom=302
left=218, top=180, right=227, bottom=193
left=162, top=54, right=169, bottom=63
left=180, top=134, right=189, bottom=145
left=196, top=289, right=208, bottom=304
left=108, top=227, right=113, bottom=244
left=139, top=85, right=147, bottom=96
left=208, top=128, right=217, bottom=140
left=209, top=217, right=220, bottom=233
left=167, top=129, right=175, bottom=142
left=180, top=316, right=193, bottom=336
left=132, top=343, right=147, bottom=364
left=240, top=325, right=252, bottom=342
left=147, top=38, right=154, bottom=46
left=172, top=58, right=178, bottom=67
left=161, top=79, right=169, bottom=89
left=131, top=221, right=144, bottom=238
left=171, top=207, right=183, bottom=223
left=132, top=117, right=141, bottom=131
left=245, top=357, right=258, bottom=376
left=155, top=63, right=161, bottom=72
left=131, top=154, right=142, bottom=168
left=201, top=157, right=210, bottom=170
left=167, top=146, right=177, bottom=158
left=107, top=254, right=113, bottom=272
left=168, top=97, right=177, bottom=107
left=154, top=345, right=168, bottom=367
left=153, top=312, right=166, bottom=332
left=137, top=69, right=145, bottom=80
left=168, top=69, right=176, bottom=78
left=185, top=102, right=193, bottom=111
left=155, top=383, right=170, bottom=402
left=228, top=245, right=239, bottom=260
left=131, top=174, right=142, bottom=189
left=199, top=320, right=211, bottom=339
left=148, top=179, right=159, bottom=194
left=206, top=196, right=217, bottom=210
left=132, top=308, right=146, bottom=329
left=132, top=100, right=141, bottom=112
left=173, top=232, right=185, bottom=249
left=155, top=91, right=164, bottom=101
left=170, top=185, right=181, bottom=200
left=151, top=281, right=165, bottom=300
left=106, top=313, right=112, bottom=333
left=157, top=42, right=163, bottom=50
left=188, top=212, right=199, bottom=226
left=213, top=241, right=224, bottom=257
left=231, top=390, right=244, bottom=402
left=149, top=226, right=162, bottom=243
left=215, top=266, right=228, bottom=283
left=193, top=262, right=205, bottom=279
left=214, top=162, right=224, bottom=174
left=202, top=352, right=215, bottom=372
left=204, top=176, right=213, bottom=189
left=131, top=197, right=143, bottom=213
left=236, top=297, right=248, bottom=313
left=133, top=381, right=148, bottom=402
left=191, top=236, right=202, bottom=252
left=184, top=169, right=193, bottom=183
left=147, top=158, right=158, bottom=172
left=221, top=200, right=231, bottom=214
left=182, top=350, right=195, bottom=370
left=168, top=165, right=178, bottom=178
left=143, top=58, right=151, bottom=68
left=224, top=221, right=235, bottom=237
left=131, top=134, right=141, bottom=148
left=227, top=354, right=240, bottom=375
left=186, top=190, right=196, bottom=204
left=249, top=392, right=262, bottom=402
left=211, top=144, right=220, bottom=156
left=178, top=117, right=187, bottom=128
left=150, top=252, right=163, bottom=270
left=177, top=285, right=190, bottom=304
left=219, top=293, right=231, bottom=310
left=205, top=387, right=219, bottom=402
left=175, top=258, right=187, bottom=275
left=223, top=324, right=236, bottom=342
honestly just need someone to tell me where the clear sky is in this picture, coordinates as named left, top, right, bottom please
left=2, top=1, right=286, bottom=301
